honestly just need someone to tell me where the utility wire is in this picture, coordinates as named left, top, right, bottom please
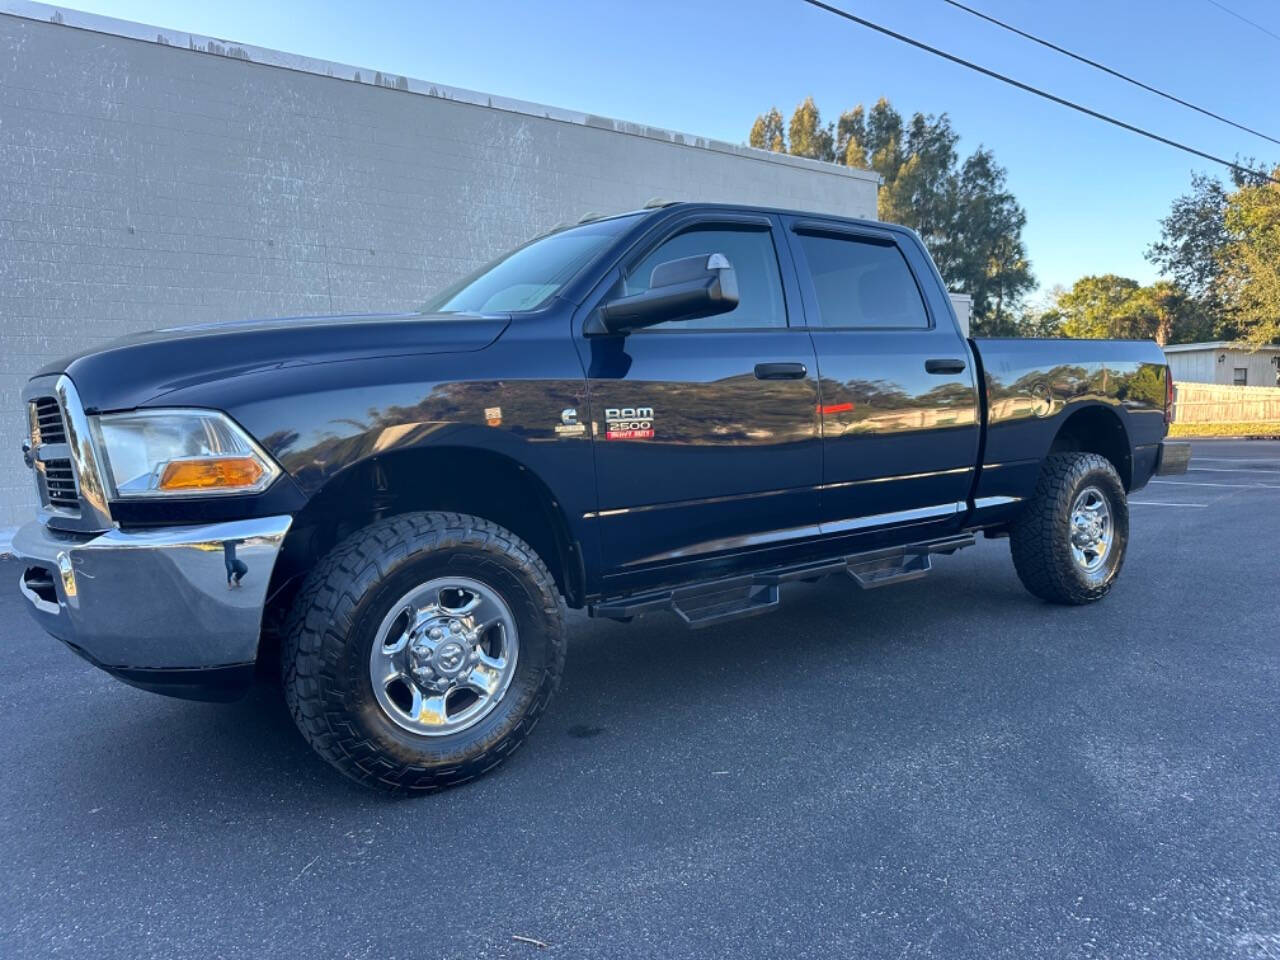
left=798, top=0, right=1278, bottom=185
left=1202, top=0, right=1280, bottom=43
left=940, top=0, right=1280, bottom=147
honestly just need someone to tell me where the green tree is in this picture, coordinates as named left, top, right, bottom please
left=864, top=98, right=906, bottom=181
left=1019, top=305, right=1064, bottom=338
left=1146, top=172, right=1230, bottom=306
left=835, top=106, right=867, bottom=168
left=1145, top=162, right=1273, bottom=340
left=748, top=107, right=787, bottom=153
left=786, top=97, right=835, bottom=161
left=1123, top=281, right=1212, bottom=346
left=1219, top=171, right=1280, bottom=348
left=1054, top=276, right=1208, bottom=343
left=947, top=149, right=1035, bottom=332
left=749, top=96, right=1034, bottom=331
left=1009, top=287, right=1065, bottom=338
left=878, top=111, right=959, bottom=257
left=1058, top=275, right=1142, bottom=339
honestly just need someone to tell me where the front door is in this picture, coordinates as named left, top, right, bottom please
left=783, top=218, right=980, bottom=536
left=579, top=214, right=822, bottom=582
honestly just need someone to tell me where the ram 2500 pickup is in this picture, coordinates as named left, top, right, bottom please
left=14, top=202, right=1191, bottom=792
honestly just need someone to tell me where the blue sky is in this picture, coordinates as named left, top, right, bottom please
left=65, top=0, right=1280, bottom=299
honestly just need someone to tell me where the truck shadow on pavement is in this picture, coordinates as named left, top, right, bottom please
left=42, top=542, right=1040, bottom=813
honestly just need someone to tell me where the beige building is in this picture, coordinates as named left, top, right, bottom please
left=1163, top=342, right=1280, bottom=387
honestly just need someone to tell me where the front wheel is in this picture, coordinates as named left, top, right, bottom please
left=1009, top=452, right=1129, bottom=605
left=282, top=512, right=565, bottom=793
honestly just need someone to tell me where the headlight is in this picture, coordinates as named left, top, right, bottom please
left=89, top=409, right=280, bottom=498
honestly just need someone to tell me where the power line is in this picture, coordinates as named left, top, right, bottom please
left=940, top=0, right=1280, bottom=147
left=798, top=0, right=1278, bottom=185
left=1202, top=0, right=1280, bottom=43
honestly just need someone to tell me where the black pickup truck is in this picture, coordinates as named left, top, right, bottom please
left=15, top=202, right=1190, bottom=792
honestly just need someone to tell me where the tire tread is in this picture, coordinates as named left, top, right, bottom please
left=1009, top=452, right=1127, bottom=605
left=282, top=511, right=564, bottom=793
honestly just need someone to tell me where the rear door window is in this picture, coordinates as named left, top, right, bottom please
left=796, top=232, right=929, bottom=329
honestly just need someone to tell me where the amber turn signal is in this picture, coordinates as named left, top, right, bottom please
left=157, top=457, right=266, bottom=491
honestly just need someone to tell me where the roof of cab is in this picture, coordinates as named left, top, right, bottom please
left=625, top=201, right=919, bottom=242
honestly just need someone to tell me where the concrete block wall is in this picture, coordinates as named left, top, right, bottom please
left=0, top=3, right=878, bottom=530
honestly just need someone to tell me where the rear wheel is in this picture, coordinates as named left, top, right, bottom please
left=282, top=511, right=565, bottom=793
left=1010, top=452, right=1129, bottom=605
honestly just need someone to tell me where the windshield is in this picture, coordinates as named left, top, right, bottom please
left=421, top=213, right=642, bottom=314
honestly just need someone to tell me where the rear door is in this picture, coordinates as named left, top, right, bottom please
left=578, top=212, right=822, bottom=580
left=783, top=218, right=980, bottom=536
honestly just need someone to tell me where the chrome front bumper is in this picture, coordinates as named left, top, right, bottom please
left=14, top=515, right=292, bottom=700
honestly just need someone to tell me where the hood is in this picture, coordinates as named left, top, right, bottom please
left=35, top=311, right=511, bottom=412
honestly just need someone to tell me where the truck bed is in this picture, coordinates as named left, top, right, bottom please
left=969, top=336, right=1170, bottom=516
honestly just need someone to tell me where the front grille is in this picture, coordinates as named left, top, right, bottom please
left=43, top=459, right=79, bottom=509
left=32, top=396, right=66, bottom=444
left=27, top=394, right=80, bottom=513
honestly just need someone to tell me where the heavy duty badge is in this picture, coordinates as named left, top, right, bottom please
left=604, top=406, right=654, bottom=440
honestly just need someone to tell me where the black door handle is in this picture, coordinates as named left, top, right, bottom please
left=925, top=358, right=967, bottom=375
left=754, top=362, right=807, bottom=380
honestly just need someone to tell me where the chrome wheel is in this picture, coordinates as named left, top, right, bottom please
left=1069, top=486, right=1112, bottom=573
left=369, top=577, right=518, bottom=737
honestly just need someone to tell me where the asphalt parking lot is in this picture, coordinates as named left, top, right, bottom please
left=2, top=439, right=1278, bottom=960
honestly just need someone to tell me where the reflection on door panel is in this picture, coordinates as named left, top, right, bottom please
left=790, top=226, right=980, bottom=531
left=585, top=222, right=822, bottom=574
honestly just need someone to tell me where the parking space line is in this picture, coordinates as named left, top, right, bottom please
left=1151, top=479, right=1280, bottom=489
left=1188, top=466, right=1280, bottom=474
left=1194, top=458, right=1280, bottom=465
left=1130, top=500, right=1210, bottom=507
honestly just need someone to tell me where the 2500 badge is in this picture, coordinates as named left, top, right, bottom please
left=604, top=406, right=654, bottom=440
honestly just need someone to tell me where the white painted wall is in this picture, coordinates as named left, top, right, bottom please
left=948, top=293, right=973, bottom=337
left=0, top=3, right=879, bottom=529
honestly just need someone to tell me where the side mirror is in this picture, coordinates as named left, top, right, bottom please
left=587, top=253, right=739, bottom=335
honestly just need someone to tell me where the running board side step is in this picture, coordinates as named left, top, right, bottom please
left=847, top=551, right=932, bottom=588
left=590, top=533, right=975, bottom=629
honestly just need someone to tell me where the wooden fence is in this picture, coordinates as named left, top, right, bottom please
left=1172, top=382, right=1280, bottom=423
